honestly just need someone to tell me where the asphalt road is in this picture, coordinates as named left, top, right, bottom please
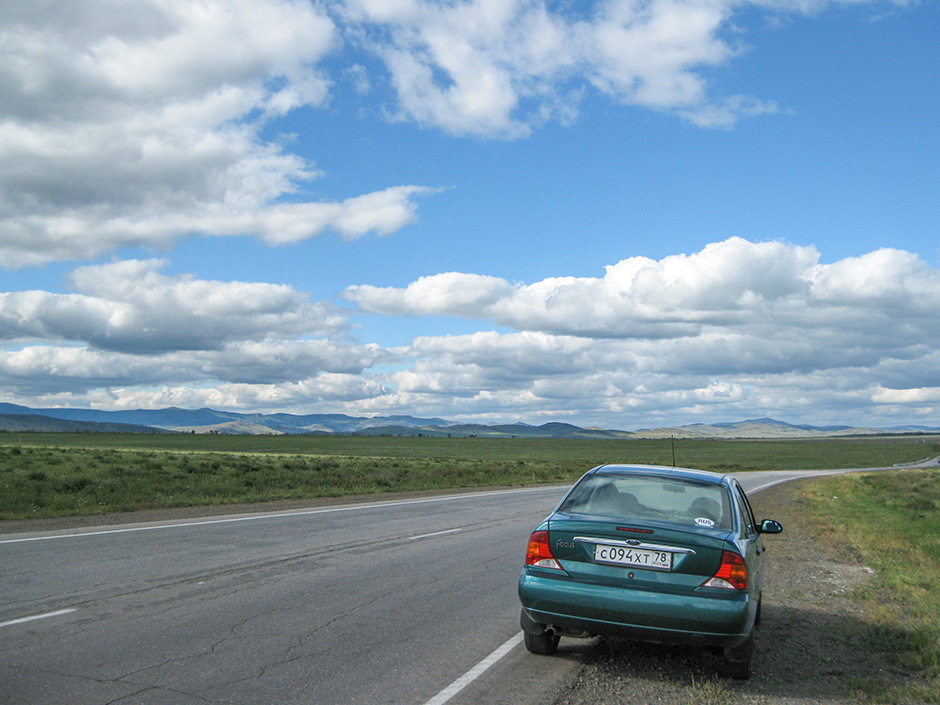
left=0, top=466, right=924, bottom=705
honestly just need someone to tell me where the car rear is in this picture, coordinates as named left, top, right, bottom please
left=519, top=466, right=759, bottom=651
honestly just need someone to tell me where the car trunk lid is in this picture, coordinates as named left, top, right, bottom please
left=548, top=515, right=731, bottom=593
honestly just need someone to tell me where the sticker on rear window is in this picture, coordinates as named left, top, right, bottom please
left=694, top=517, right=715, bottom=527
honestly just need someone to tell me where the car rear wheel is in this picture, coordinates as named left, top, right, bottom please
left=523, top=629, right=560, bottom=655
left=719, top=634, right=753, bottom=680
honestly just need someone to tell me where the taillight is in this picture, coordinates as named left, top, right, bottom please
left=702, top=550, right=749, bottom=590
left=525, top=530, right=563, bottom=570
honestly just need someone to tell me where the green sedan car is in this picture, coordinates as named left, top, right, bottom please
left=518, top=464, right=782, bottom=679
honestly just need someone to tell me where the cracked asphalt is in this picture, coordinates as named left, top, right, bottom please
left=0, top=487, right=562, bottom=704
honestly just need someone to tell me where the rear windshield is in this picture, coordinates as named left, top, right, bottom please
left=558, top=474, right=733, bottom=531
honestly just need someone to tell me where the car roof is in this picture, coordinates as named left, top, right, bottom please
left=589, top=463, right=728, bottom=486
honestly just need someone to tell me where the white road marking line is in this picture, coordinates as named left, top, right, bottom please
left=747, top=470, right=845, bottom=494
left=0, top=486, right=565, bottom=545
left=409, top=528, right=461, bottom=541
left=0, top=608, right=77, bottom=629
left=748, top=477, right=797, bottom=494
left=422, top=632, right=524, bottom=705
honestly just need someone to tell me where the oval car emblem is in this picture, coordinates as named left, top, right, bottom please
left=694, top=517, right=715, bottom=527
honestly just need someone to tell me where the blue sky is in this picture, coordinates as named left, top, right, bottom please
left=1, top=0, right=938, bottom=430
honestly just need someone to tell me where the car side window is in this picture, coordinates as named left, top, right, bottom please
left=735, top=486, right=757, bottom=535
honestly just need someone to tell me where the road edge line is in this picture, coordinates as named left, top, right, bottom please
left=0, top=608, right=77, bottom=629
left=422, top=632, right=524, bottom=705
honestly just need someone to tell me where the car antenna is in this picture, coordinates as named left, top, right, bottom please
left=671, top=435, right=676, bottom=467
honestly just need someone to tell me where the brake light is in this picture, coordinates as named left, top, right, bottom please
left=702, top=550, right=749, bottom=590
left=525, top=531, right=563, bottom=570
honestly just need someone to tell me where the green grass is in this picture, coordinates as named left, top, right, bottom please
left=0, top=433, right=937, bottom=521
left=1, top=432, right=937, bottom=467
left=0, top=445, right=575, bottom=520
left=686, top=675, right=733, bottom=704
left=803, top=468, right=940, bottom=702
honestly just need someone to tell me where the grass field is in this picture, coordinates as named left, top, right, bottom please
left=1, top=431, right=938, bottom=465
left=0, top=432, right=937, bottom=521
left=803, top=468, right=940, bottom=702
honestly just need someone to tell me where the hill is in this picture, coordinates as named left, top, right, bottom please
left=0, top=404, right=937, bottom=439
left=0, top=412, right=164, bottom=434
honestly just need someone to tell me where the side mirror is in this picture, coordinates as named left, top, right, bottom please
left=758, top=519, right=783, bottom=534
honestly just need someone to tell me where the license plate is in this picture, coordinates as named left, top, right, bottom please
left=594, top=544, right=672, bottom=570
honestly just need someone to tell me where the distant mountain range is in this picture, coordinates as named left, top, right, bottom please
left=1, top=403, right=938, bottom=439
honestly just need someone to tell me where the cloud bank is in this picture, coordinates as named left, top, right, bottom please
left=2, top=240, right=937, bottom=427
left=339, top=238, right=940, bottom=425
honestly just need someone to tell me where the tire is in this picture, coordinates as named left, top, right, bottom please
left=720, top=654, right=752, bottom=680
left=523, top=629, right=560, bottom=655
left=720, top=634, right=754, bottom=680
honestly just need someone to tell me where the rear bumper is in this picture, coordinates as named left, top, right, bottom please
left=519, top=570, right=755, bottom=649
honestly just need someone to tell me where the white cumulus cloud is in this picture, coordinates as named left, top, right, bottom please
left=0, top=0, right=434, bottom=267
left=344, top=238, right=939, bottom=350
left=0, top=259, right=347, bottom=353
left=339, top=0, right=787, bottom=136
left=338, top=239, right=940, bottom=425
